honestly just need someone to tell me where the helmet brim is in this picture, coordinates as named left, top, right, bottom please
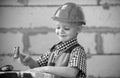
left=52, top=17, right=86, bottom=25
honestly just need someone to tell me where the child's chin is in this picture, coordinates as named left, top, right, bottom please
left=59, top=38, right=68, bottom=42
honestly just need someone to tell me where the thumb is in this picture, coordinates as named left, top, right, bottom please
left=19, top=53, right=28, bottom=66
left=19, top=53, right=26, bottom=59
left=23, top=55, right=31, bottom=63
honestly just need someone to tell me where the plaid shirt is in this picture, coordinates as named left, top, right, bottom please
left=37, top=38, right=86, bottom=78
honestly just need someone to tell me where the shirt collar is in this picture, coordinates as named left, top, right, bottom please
left=55, top=38, right=78, bottom=51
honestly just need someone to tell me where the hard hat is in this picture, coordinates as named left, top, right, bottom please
left=52, top=2, right=86, bottom=25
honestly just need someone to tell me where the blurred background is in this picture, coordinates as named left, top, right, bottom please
left=0, top=0, right=120, bottom=78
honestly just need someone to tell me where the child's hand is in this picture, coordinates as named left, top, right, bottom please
left=19, top=53, right=39, bottom=68
left=13, top=46, right=32, bottom=66
left=19, top=53, right=31, bottom=66
left=13, top=46, right=27, bottom=65
left=13, top=46, right=39, bottom=68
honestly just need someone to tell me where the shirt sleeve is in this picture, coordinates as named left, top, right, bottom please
left=37, top=51, right=51, bottom=67
left=68, top=46, right=86, bottom=77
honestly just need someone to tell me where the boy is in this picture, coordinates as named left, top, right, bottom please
left=14, top=2, right=86, bottom=78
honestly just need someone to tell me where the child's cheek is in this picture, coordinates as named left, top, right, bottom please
left=55, top=29, right=59, bottom=35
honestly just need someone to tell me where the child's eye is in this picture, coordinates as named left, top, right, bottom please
left=64, top=27, right=70, bottom=30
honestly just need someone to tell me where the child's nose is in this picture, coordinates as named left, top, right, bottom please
left=59, top=28, right=65, bottom=34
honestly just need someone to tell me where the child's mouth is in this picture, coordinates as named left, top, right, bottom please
left=60, top=35, right=67, bottom=37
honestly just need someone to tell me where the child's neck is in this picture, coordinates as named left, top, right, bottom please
left=61, top=37, right=77, bottom=43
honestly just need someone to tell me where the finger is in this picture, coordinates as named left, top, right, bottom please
left=22, top=55, right=32, bottom=66
left=19, top=55, right=28, bottom=66
left=23, top=56, right=31, bottom=63
left=19, top=53, right=26, bottom=59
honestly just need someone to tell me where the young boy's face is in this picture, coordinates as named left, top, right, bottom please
left=55, top=21, right=81, bottom=42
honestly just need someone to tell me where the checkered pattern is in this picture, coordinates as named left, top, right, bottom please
left=55, top=38, right=78, bottom=51
left=37, top=38, right=78, bottom=66
left=68, top=46, right=86, bottom=78
left=37, top=51, right=51, bottom=67
left=37, top=38, right=86, bottom=78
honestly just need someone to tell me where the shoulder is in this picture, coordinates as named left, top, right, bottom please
left=72, top=44, right=85, bottom=52
left=71, top=44, right=86, bottom=56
